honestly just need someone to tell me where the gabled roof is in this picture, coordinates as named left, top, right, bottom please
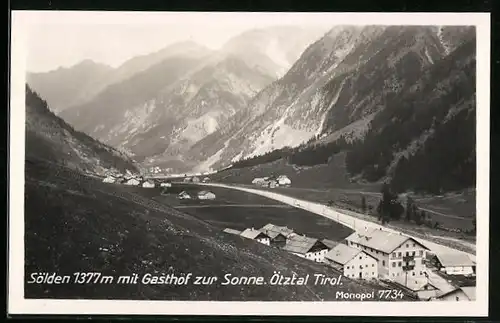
left=178, top=191, right=190, bottom=196
left=414, top=281, right=439, bottom=291
left=437, top=286, right=476, bottom=300
left=434, top=252, right=475, bottom=267
left=260, top=223, right=294, bottom=238
left=346, top=228, right=429, bottom=254
left=223, top=228, right=241, bottom=235
left=282, top=235, right=327, bottom=255
left=325, top=244, right=376, bottom=265
left=321, top=239, right=339, bottom=249
left=198, top=190, right=214, bottom=195
left=240, top=228, right=269, bottom=240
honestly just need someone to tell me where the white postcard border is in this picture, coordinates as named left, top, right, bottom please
left=9, top=11, right=490, bottom=316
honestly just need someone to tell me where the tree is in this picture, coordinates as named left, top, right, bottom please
left=377, top=182, right=403, bottom=223
left=405, top=195, right=415, bottom=222
left=361, top=195, right=367, bottom=213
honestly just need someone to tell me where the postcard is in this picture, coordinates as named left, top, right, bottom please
left=8, top=11, right=490, bottom=316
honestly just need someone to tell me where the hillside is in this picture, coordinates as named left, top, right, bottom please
left=209, top=26, right=476, bottom=196
left=191, top=25, right=466, bottom=171
left=26, top=85, right=138, bottom=176
left=27, top=60, right=114, bottom=114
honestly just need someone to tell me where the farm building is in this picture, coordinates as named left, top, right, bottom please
left=240, top=228, right=271, bottom=245
left=183, top=177, right=192, bottom=182
left=435, top=286, right=476, bottom=301
left=324, top=244, right=378, bottom=280
left=277, top=175, right=292, bottom=186
left=124, top=178, right=141, bottom=186
left=428, top=252, right=475, bottom=276
left=142, top=181, right=155, bottom=188
left=252, top=177, right=269, bottom=186
left=202, top=177, right=211, bottom=183
left=282, top=235, right=329, bottom=262
left=160, top=182, right=172, bottom=187
left=192, top=176, right=201, bottom=183
left=178, top=191, right=192, bottom=199
left=198, top=190, right=216, bottom=200
left=223, top=228, right=242, bottom=235
left=346, top=228, right=430, bottom=280
left=414, top=281, right=440, bottom=300
left=259, top=223, right=295, bottom=247
left=102, top=176, right=116, bottom=183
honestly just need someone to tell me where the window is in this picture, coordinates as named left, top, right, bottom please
left=392, top=252, right=396, bottom=258
left=398, top=252, right=401, bottom=257
left=359, top=256, right=362, bottom=259
left=382, top=260, right=385, bottom=266
left=406, top=244, right=409, bottom=248
left=392, top=262, right=396, bottom=267
left=346, top=266, right=349, bottom=269
left=456, top=296, right=460, bottom=301
left=398, top=261, right=402, bottom=267
left=413, top=243, right=415, bottom=247
left=372, top=264, right=375, bottom=267
left=406, top=252, right=409, bottom=256
left=412, top=251, right=415, bottom=256
left=412, top=272, right=415, bottom=276
left=419, top=250, right=423, bottom=256
left=420, top=271, right=423, bottom=275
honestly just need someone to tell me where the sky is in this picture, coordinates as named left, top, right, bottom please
left=22, top=12, right=337, bottom=73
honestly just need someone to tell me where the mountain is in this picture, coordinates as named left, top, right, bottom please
left=27, top=41, right=212, bottom=114
left=57, top=27, right=325, bottom=172
left=26, top=60, right=114, bottom=113
left=25, top=85, right=138, bottom=176
left=209, top=26, right=476, bottom=195
left=190, top=25, right=475, bottom=174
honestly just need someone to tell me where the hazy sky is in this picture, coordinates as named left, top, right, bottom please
left=22, top=12, right=338, bottom=73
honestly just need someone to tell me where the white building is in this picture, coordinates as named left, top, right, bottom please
left=160, top=182, right=172, bottom=187
left=102, top=176, right=116, bottom=183
left=435, top=286, right=476, bottom=301
left=202, top=177, right=210, bottom=183
left=178, top=191, right=192, bottom=199
left=142, top=181, right=155, bottom=188
left=345, top=228, right=430, bottom=280
left=324, top=244, right=379, bottom=280
left=240, top=228, right=270, bottom=245
left=192, top=176, right=200, bottom=183
left=183, top=177, right=192, bottom=182
left=277, top=175, right=292, bottom=186
left=282, top=235, right=329, bottom=262
left=198, top=190, right=216, bottom=200
left=124, top=178, right=141, bottom=186
left=429, top=252, right=475, bottom=276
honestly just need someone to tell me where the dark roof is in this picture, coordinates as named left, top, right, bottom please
left=240, top=228, right=269, bottom=240
left=346, top=228, right=430, bottom=253
left=260, top=223, right=294, bottom=238
left=321, top=239, right=339, bottom=249
left=282, top=235, right=327, bottom=255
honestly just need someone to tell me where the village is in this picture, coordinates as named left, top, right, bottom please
left=100, top=170, right=476, bottom=302
left=223, top=222, right=476, bottom=302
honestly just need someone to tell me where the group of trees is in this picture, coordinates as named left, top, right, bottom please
left=231, top=135, right=351, bottom=169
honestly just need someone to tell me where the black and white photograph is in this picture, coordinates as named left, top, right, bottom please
left=8, top=11, right=490, bottom=316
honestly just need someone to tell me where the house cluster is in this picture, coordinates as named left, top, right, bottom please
left=223, top=223, right=331, bottom=262
left=101, top=172, right=173, bottom=189
left=222, top=223, right=476, bottom=301
left=177, top=190, right=216, bottom=200
left=251, top=175, right=291, bottom=188
left=183, top=176, right=211, bottom=183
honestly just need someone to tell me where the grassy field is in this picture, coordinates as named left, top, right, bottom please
left=25, top=160, right=394, bottom=300
left=132, top=184, right=354, bottom=242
